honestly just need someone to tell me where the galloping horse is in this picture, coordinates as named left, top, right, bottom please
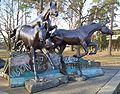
left=10, top=1, right=58, bottom=80
left=49, top=23, right=113, bottom=58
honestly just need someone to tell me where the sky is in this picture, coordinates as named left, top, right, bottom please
left=51, top=0, right=120, bottom=30
left=0, top=0, right=120, bottom=30
left=29, top=0, right=93, bottom=29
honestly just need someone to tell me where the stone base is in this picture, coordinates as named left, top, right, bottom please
left=58, top=75, right=68, bottom=84
left=0, top=58, right=5, bottom=69
left=25, top=73, right=69, bottom=93
left=25, top=78, right=60, bottom=94
left=38, top=70, right=69, bottom=84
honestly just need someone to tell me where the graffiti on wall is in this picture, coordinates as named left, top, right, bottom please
left=10, top=53, right=47, bottom=78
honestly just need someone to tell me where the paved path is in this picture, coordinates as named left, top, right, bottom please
left=0, top=91, right=8, bottom=94
left=97, top=70, right=120, bottom=94
left=0, top=67, right=119, bottom=94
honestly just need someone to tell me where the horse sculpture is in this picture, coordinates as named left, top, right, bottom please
left=10, top=1, right=58, bottom=81
left=49, top=22, right=113, bottom=58
left=11, top=1, right=58, bottom=50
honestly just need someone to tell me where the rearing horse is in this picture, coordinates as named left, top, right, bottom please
left=10, top=1, right=58, bottom=81
left=10, top=1, right=58, bottom=51
left=49, top=22, right=113, bottom=58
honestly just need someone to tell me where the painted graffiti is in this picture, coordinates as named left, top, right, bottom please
left=63, top=56, right=78, bottom=64
left=11, top=54, right=30, bottom=66
left=10, top=63, right=31, bottom=77
left=35, top=54, right=47, bottom=72
left=49, top=54, right=79, bottom=64
left=10, top=53, right=47, bottom=78
left=10, top=52, right=79, bottom=78
left=10, top=54, right=32, bottom=78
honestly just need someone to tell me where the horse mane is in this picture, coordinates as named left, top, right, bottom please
left=82, top=22, right=101, bottom=29
left=85, top=22, right=97, bottom=26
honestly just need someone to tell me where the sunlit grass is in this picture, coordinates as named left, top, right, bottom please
left=0, top=50, right=9, bottom=58
left=64, top=49, right=120, bottom=66
left=0, top=49, right=120, bottom=66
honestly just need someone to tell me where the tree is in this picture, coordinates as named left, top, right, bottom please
left=108, top=0, right=115, bottom=55
left=0, top=0, right=34, bottom=51
left=88, top=0, right=120, bottom=54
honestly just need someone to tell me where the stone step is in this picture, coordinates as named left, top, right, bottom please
left=25, top=78, right=60, bottom=94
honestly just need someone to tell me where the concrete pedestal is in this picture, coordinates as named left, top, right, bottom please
left=25, top=72, right=69, bottom=93
left=25, top=78, right=60, bottom=94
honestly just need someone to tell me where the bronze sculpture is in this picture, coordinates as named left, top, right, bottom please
left=10, top=1, right=58, bottom=81
left=11, top=1, right=58, bottom=50
left=48, top=23, right=113, bottom=58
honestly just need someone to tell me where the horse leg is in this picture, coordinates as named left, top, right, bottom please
left=41, top=49, right=56, bottom=69
left=58, top=44, right=66, bottom=55
left=59, top=55, right=67, bottom=75
left=31, top=48, right=38, bottom=81
left=58, top=45, right=67, bottom=75
left=15, top=40, right=23, bottom=51
left=12, top=31, right=19, bottom=51
left=18, top=42, right=24, bottom=52
left=88, top=41, right=98, bottom=55
left=48, top=25, right=57, bottom=31
left=75, top=42, right=88, bottom=58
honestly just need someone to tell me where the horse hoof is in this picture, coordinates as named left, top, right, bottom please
left=89, top=52, right=95, bottom=55
left=82, top=76, right=88, bottom=81
left=73, top=55, right=77, bottom=57
left=89, top=53, right=92, bottom=55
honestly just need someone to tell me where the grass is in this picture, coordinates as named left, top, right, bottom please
left=0, top=50, right=9, bottom=58
left=0, top=49, right=120, bottom=66
left=64, top=50, right=120, bottom=66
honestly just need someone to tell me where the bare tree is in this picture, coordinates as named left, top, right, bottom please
left=0, top=0, right=32, bottom=51
left=108, top=0, right=115, bottom=55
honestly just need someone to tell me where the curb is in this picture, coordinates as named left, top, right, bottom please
left=97, top=70, right=120, bottom=94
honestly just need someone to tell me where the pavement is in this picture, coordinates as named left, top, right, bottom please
left=0, top=66, right=120, bottom=94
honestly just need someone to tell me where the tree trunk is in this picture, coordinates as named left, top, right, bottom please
left=108, top=0, right=115, bottom=55
left=37, top=0, right=43, bottom=14
left=40, top=0, right=43, bottom=13
left=16, top=0, right=19, bottom=26
left=76, top=11, right=82, bottom=56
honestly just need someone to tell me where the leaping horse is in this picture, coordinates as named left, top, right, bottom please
left=10, top=1, right=58, bottom=81
left=49, top=22, right=113, bottom=58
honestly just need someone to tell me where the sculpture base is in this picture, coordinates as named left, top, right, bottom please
left=25, top=78, right=60, bottom=94
left=10, top=71, right=34, bottom=88
left=25, top=71, right=68, bottom=93
left=66, top=67, right=104, bottom=80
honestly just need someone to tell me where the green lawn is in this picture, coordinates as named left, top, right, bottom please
left=0, top=49, right=120, bottom=66
left=0, top=50, right=9, bottom=58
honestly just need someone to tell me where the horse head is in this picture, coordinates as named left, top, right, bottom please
left=100, top=24, right=113, bottom=35
left=49, top=1, right=58, bottom=17
left=42, top=1, right=58, bottom=19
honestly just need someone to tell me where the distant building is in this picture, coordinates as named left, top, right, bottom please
left=106, top=28, right=120, bottom=40
left=106, top=28, right=120, bottom=51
